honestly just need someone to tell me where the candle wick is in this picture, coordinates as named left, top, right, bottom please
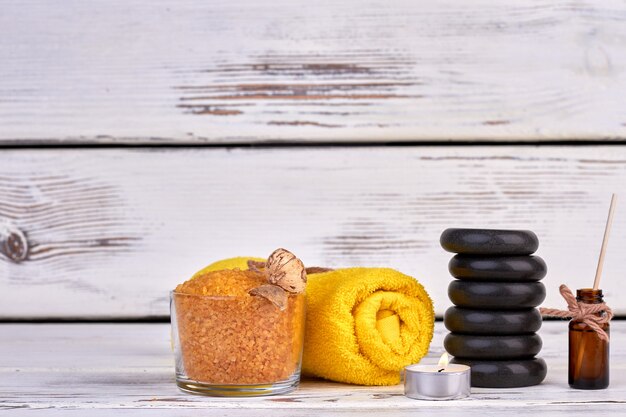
left=437, top=368, right=445, bottom=373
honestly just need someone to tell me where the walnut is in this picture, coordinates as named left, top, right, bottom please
left=265, top=248, right=307, bottom=293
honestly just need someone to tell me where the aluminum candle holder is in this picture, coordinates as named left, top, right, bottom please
left=404, top=354, right=470, bottom=401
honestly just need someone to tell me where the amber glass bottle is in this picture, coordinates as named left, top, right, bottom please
left=568, top=288, right=609, bottom=389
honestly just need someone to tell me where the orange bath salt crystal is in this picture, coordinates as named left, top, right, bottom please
left=175, top=268, right=266, bottom=296
left=173, top=268, right=305, bottom=385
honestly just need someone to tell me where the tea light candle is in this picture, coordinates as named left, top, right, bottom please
left=404, top=353, right=470, bottom=400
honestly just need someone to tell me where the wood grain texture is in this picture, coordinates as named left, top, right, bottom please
left=1, top=146, right=626, bottom=318
left=1, top=0, right=626, bottom=144
left=1, top=322, right=626, bottom=415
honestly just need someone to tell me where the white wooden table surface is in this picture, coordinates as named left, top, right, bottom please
left=2, top=321, right=625, bottom=416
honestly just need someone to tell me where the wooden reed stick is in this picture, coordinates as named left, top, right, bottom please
left=593, top=194, right=617, bottom=291
left=574, top=194, right=616, bottom=379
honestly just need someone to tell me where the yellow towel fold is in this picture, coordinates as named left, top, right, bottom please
left=190, top=259, right=434, bottom=386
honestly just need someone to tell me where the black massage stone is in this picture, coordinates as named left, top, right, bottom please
left=449, top=255, right=547, bottom=282
left=448, top=281, right=546, bottom=309
left=444, top=307, right=542, bottom=335
left=444, top=333, right=542, bottom=359
left=440, top=228, right=539, bottom=255
left=450, top=357, right=547, bottom=388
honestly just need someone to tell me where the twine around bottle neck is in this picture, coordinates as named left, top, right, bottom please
left=540, top=284, right=613, bottom=342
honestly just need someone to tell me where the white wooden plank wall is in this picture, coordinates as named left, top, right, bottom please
left=1, top=146, right=625, bottom=318
left=1, top=0, right=626, bottom=143
left=2, top=1, right=626, bottom=319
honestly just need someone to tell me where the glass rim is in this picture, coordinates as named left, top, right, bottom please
left=171, top=290, right=250, bottom=300
left=170, top=290, right=305, bottom=300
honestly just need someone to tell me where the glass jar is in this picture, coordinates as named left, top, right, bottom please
left=171, top=290, right=305, bottom=396
left=568, top=288, right=609, bottom=389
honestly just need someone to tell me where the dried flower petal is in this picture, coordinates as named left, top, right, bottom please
left=247, top=260, right=266, bottom=273
left=249, top=284, right=289, bottom=311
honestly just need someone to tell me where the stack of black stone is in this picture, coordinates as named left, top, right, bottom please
left=440, top=228, right=548, bottom=388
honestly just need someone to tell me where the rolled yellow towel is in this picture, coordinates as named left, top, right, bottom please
left=303, top=267, right=434, bottom=385
left=189, top=258, right=434, bottom=386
